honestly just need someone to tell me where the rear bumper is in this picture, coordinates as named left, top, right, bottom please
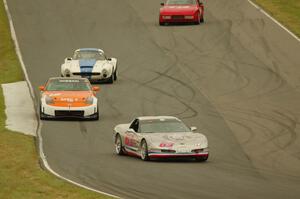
left=160, top=19, right=197, bottom=23
left=159, top=15, right=197, bottom=23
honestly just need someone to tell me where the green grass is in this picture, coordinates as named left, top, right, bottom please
left=253, top=0, right=300, bottom=37
left=0, top=1, right=111, bottom=199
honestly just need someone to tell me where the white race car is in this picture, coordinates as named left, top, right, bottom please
left=113, top=116, right=209, bottom=161
left=61, top=48, right=117, bottom=83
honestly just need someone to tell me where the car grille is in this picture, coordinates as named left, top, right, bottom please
left=161, top=149, right=176, bottom=153
left=55, top=110, right=84, bottom=117
left=72, top=72, right=101, bottom=76
left=172, top=15, right=184, bottom=19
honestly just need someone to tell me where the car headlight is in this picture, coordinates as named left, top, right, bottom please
left=45, top=96, right=53, bottom=105
left=102, top=68, right=108, bottom=74
left=192, top=148, right=209, bottom=153
left=85, top=96, right=94, bottom=105
left=196, top=140, right=208, bottom=148
left=64, top=68, right=71, bottom=75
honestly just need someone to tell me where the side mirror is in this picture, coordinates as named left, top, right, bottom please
left=39, top=86, right=45, bottom=91
left=107, top=58, right=112, bottom=61
left=92, top=86, right=100, bottom=92
left=127, top=128, right=135, bottom=133
left=160, top=2, right=165, bottom=6
left=190, top=126, right=197, bottom=131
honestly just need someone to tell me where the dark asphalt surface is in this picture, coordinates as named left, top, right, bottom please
left=7, top=0, right=300, bottom=198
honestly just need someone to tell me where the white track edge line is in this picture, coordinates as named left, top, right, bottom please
left=248, top=0, right=300, bottom=42
left=3, top=0, right=120, bottom=198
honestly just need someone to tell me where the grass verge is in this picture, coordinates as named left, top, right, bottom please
left=253, top=0, right=300, bottom=38
left=0, top=1, right=111, bottom=198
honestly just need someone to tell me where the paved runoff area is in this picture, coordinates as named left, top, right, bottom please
left=2, top=81, right=37, bottom=136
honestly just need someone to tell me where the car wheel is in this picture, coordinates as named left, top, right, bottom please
left=113, top=67, right=117, bottom=81
left=200, top=15, right=204, bottom=23
left=94, top=109, right=99, bottom=121
left=196, top=155, right=208, bottom=162
left=107, top=74, right=114, bottom=84
left=140, top=140, right=149, bottom=161
left=39, top=105, right=45, bottom=120
left=159, top=22, right=165, bottom=26
left=195, top=12, right=201, bottom=24
left=115, top=134, right=124, bottom=155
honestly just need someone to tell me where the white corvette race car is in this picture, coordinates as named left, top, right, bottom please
left=114, top=116, right=209, bottom=161
left=61, top=48, right=117, bottom=83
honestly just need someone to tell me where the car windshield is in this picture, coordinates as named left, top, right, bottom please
left=73, top=50, right=106, bottom=60
left=140, top=119, right=191, bottom=133
left=46, top=79, right=91, bottom=91
left=166, top=0, right=196, bottom=5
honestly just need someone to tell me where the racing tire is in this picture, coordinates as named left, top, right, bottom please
left=140, top=140, right=150, bottom=161
left=113, top=68, right=117, bottom=81
left=39, top=105, right=46, bottom=120
left=94, top=111, right=99, bottom=121
left=94, top=105, right=99, bottom=120
left=107, top=74, right=114, bottom=84
left=195, top=12, right=201, bottom=25
left=159, top=22, right=165, bottom=26
left=200, top=15, right=204, bottom=23
left=115, top=134, right=124, bottom=155
left=196, top=155, right=208, bottom=162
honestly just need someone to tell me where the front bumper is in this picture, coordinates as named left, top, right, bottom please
left=40, top=103, right=98, bottom=120
left=148, top=152, right=208, bottom=158
left=65, top=73, right=113, bottom=82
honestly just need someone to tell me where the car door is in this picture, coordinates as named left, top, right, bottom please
left=124, top=119, right=140, bottom=152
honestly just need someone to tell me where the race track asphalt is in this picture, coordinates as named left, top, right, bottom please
left=7, top=0, right=300, bottom=198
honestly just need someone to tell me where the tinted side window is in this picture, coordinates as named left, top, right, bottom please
left=129, top=119, right=139, bottom=132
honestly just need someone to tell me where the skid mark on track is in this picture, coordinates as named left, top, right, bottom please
left=218, top=106, right=299, bottom=157
left=153, top=71, right=196, bottom=101
left=79, top=122, right=88, bottom=137
left=155, top=12, right=300, bottom=176
left=124, top=75, right=198, bottom=119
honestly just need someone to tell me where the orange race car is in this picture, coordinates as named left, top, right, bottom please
left=39, top=77, right=99, bottom=120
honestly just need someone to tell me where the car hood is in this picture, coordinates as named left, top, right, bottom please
left=68, top=60, right=110, bottom=72
left=43, top=91, right=94, bottom=107
left=144, top=132, right=208, bottom=148
left=160, top=5, right=198, bottom=15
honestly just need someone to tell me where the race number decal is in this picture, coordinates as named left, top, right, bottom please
left=125, top=134, right=134, bottom=146
left=159, top=142, right=174, bottom=147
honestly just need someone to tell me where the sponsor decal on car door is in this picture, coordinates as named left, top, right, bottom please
left=125, top=131, right=139, bottom=151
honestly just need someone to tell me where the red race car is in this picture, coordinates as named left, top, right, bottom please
left=159, top=0, right=204, bottom=25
